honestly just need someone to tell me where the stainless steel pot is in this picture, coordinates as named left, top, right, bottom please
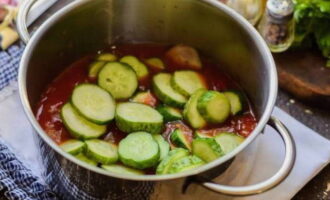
left=16, top=0, right=296, bottom=199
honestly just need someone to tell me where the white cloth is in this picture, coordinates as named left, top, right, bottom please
left=0, top=84, right=329, bottom=200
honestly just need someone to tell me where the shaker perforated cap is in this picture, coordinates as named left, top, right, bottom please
left=267, top=0, right=294, bottom=17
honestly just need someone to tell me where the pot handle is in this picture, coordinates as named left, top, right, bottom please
left=198, top=116, right=296, bottom=196
left=16, top=0, right=37, bottom=44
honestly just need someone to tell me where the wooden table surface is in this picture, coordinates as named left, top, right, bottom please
left=29, top=0, right=329, bottom=199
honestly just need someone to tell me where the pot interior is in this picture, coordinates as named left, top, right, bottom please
left=24, top=0, right=274, bottom=118
left=20, top=0, right=276, bottom=180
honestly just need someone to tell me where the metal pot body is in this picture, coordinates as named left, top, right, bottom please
left=18, top=0, right=289, bottom=199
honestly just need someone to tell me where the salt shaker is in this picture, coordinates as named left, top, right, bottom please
left=257, top=0, right=295, bottom=52
left=225, top=0, right=263, bottom=25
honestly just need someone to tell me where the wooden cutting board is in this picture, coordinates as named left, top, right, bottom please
left=274, top=50, right=330, bottom=109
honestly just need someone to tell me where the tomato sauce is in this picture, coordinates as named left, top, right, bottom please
left=35, top=44, right=257, bottom=145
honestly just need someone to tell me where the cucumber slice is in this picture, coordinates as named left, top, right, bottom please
left=152, top=73, right=187, bottom=108
left=120, top=56, right=149, bottom=79
left=85, top=139, right=118, bottom=164
left=145, top=57, right=165, bottom=70
left=119, top=132, right=160, bottom=169
left=215, top=132, right=244, bottom=154
left=156, top=105, right=182, bottom=122
left=183, top=89, right=207, bottom=129
left=194, top=130, right=213, bottom=139
left=98, top=62, right=138, bottom=99
left=60, top=139, right=86, bottom=155
left=131, top=91, right=157, bottom=107
left=170, top=129, right=191, bottom=150
left=75, top=153, right=98, bottom=166
left=156, top=148, right=189, bottom=174
left=168, top=155, right=205, bottom=174
left=116, top=102, right=163, bottom=134
left=61, top=103, right=106, bottom=140
left=172, top=71, right=207, bottom=96
left=153, top=134, right=170, bottom=161
left=88, top=61, right=106, bottom=79
left=96, top=53, right=117, bottom=62
left=223, top=91, right=244, bottom=115
left=102, top=164, right=144, bottom=175
left=192, top=138, right=223, bottom=162
left=197, top=91, right=231, bottom=124
left=71, top=84, right=115, bottom=124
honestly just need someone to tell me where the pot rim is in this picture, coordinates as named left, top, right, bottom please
left=18, top=0, right=278, bottom=181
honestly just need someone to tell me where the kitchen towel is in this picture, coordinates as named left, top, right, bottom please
left=0, top=82, right=330, bottom=200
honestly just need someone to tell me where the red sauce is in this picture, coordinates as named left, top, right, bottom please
left=35, top=44, right=257, bottom=146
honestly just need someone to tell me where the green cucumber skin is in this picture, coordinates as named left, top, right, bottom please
left=119, top=132, right=160, bottom=169
left=70, top=84, right=116, bottom=125
left=116, top=112, right=163, bottom=135
left=85, top=140, right=118, bottom=165
left=223, top=90, right=244, bottom=115
left=197, top=91, right=231, bottom=124
left=98, top=62, right=138, bottom=99
left=102, top=164, right=144, bottom=175
left=152, top=73, right=187, bottom=108
left=192, top=138, right=223, bottom=162
left=183, top=89, right=207, bottom=129
left=60, top=140, right=86, bottom=155
left=171, top=77, right=189, bottom=97
left=171, top=71, right=207, bottom=97
left=156, top=148, right=189, bottom=175
left=156, top=105, right=183, bottom=122
left=170, top=129, right=191, bottom=151
left=115, top=102, right=164, bottom=134
left=153, top=135, right=170, bottom=161
left=61, top=103, right=107, bottom=140
left=75, top=153, right=98, bottom=166
left=168, top=155, right=205, bottom=174
left=88, top=61, right=106, bottom=79
left=120, top=56, right=149, bottom=79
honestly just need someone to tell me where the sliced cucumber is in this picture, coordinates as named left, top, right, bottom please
left=85, top=139, right=118, bottom=164
left=170, top=129, right=191, bottom=150
left=88, top=61, right=106, bottom=79
left=215, top=132, right=244, bottom=154
left=172, top=71, right=207, bottom=97
left=61, top=103, right=106, bottom=140
left=197, top=91, right=231, bottom=124
left=71, top=84, right=115, bottom=124
left=60, top=139, right=86, bottom=155
left=194, top=130, right=213, bottom=139
left=102, top=164, right=144, bottom=175
left=192, top=138, right=223, bottom=162
left=223, top=91, right=244, bottom=115
left=156, top=148, right=189, bottom=174
left=183, top=89, right=207, bottom=129
left=152, top=73, right=187, bottom=108
left=153, top=134, right=170, bottom=161
left=131, top=91, right=157, bottom=107
left=118, top=132, right=160, bottom=169
left=75, top=153, right=98, bottom=166
left=96, top=53, right=117, bottom=62
left=156, top=105, right=182, bottom=122
left=120, top=56, right=149, bottom=79
left=145, top=57, right=165, bottom=70
left=116, top=102, right=163, bottom=134
left=98, top=62, right=138, bottom=99
left=168, top=155, right=205, bottom=174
